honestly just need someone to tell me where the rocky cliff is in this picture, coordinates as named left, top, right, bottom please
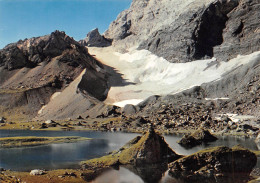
left=105, top=0, right=259, bottom=63
left=0, top=31, right=109, bottom=121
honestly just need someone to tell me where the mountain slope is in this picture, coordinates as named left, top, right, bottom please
left=0, top=31, right=109, bottom=121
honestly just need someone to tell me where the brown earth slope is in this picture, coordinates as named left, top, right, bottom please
left=0, top=31, right=109, bottom=121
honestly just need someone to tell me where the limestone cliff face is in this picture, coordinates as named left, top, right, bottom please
left=105, top=0, right=259, bottom=63
left=0, top=31, right=109, bottom=120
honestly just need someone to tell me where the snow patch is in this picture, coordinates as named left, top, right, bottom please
left=113, top=99, right=143, bottom=107
left=205, top=98, right=229, bottom=101
left=89, top=47, right=260, bottom=107
left=51, top=92, right=61, bottom=100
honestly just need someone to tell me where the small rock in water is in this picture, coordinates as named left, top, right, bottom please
left=0, top=167, right=6, bottom=171
left=178, top=129, right=218, bottom=148
left=30, top=169, right=45, bottom=176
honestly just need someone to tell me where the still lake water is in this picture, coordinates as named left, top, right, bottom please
left=0, top=130, right=259, bottom=182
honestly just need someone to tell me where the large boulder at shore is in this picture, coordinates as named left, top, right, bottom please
left=81, top=127, right=181, bottom=169
left=178, top=129, right=218, bottom=148
left=169, top=145, right=257, bottom=182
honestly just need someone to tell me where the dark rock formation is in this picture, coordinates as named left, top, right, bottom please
left=79, top=28, right=111, bottom=47
left=0, top=117, right=5, bottom=123
left=178, top=129, right=218, bottom=148
left=169, top=145, right=257, bottom=183
left=214, top=0, right=260, bottom=61
left=105, top=0, right=259, bottom=62
left=0, top=30, right=110, bottom=120
left=81, top=127, right=181, bottom=169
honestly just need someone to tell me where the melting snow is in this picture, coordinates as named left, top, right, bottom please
left=89, top=48, right=260, bottom=107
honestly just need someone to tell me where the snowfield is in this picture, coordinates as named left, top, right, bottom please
left=88, top=47, right=260, bottom=107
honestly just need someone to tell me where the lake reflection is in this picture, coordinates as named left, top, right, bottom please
left=0, top=130, right=259, bottom=173
left=90, top=165, right=184, bottom=183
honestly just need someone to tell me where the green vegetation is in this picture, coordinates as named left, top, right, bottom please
left=0, top=136, right=91, bottom=148
left=252, top=150, right=260, bottom=157
left=81, top=129, right=181, bottom=169
left=81, top=133, right=147, bottom=168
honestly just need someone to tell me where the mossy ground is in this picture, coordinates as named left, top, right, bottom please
left=0, top=136, right=91, bottom=148
left=81, top=133, right=149, bottom=168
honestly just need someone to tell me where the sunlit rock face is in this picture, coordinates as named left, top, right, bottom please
left=105, top=0, right=259, bottom=63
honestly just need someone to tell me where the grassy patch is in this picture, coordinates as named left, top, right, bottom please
left=80, top=132, right=151, bottom=168
left=0, top=136, right=91, bottom=148
left=252, top=150, right=260, bottom=157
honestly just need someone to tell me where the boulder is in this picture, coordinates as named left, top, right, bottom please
left=177, top=129, right=218, bottom=148
left=122, top=104, right=138, bottom=115
left=169, top=145, right=257, bottom=182
left=81, top=127, right=181, bottom=169
left=45, top=119, right=55, bottom=124
left=0, top=167, right=6, bottom=171
left=30, top=169, right=45, bottom=176
left=79, top=28, right=111, bottom=47
left=0, top=117, right=5, bottom=123
left=41, top=123, right=48, bottom=129
left=45, top=120, right=58, bottom=127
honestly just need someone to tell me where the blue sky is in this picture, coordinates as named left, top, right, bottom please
left=0, top=0, right=131, bottom=48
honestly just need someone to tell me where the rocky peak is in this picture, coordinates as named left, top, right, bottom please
left=131, top=0, right=150, bottom=8
left=79, top=28, right=111, bottom=47
left=0, top=30, right=87, bottom=70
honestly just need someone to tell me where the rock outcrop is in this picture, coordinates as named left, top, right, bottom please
left=79, top=28, right=111, bottom=47
left=105, top=0, right=259, bottom=62
left=214, top=0, right=260, bottom=61
left=0, top=30, right=110, bottom=121
left=81, top=127, right=181, bottom=169
left=178, top=129, right=218, bottom=148
left=169, top=145, right=257, bottom=182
